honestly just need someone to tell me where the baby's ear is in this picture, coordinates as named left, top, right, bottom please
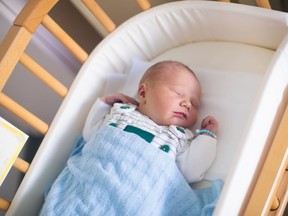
left=137, top=84, right=146, bottom=101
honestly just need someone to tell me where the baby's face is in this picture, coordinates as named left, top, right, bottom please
left=138, top=68, right=201, bottom=128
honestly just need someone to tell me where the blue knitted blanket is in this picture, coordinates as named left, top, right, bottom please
left=40, top=125, right=222, bottom=216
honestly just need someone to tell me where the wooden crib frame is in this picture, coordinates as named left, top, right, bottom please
left=0, top=0, right=287, bottom=215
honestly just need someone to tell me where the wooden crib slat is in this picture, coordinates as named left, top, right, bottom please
left=270, top=196, right=280, bottom=211
left=277, top=184, right=288, bottom=215
left=81, top=0, right=116, bottom=33
left=136, top=0, right=151, bottom=10
left=13, top=0, right=58, bottom=33
left=42, top=15, right=88, bottom=63
left=0, top=26, right=32, bottom=92
left=269, top=171, right=288, bottom=215
left=13, top=157, right=30, bottom=174
left=0, top=198, right=10, bottom=212
left=0, top=93, right=48, bottom=135
left=19, top=53, right=68, bottom=97
left=243, top=103, right=288, bottom=215
left=281, top=189, right=288, bottom=214
left=256, top=0, right=271, bottom=9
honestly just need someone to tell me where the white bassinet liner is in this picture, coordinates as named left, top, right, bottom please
left=101, top=43, right=269, bottom=178
left=7, top=1, right=288, bottom=216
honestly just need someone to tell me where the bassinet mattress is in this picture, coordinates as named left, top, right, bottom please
left=7, top=1, right=288, bottom=216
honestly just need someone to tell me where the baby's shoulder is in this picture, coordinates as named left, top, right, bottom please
left=111, top=103, right=137, bottom=113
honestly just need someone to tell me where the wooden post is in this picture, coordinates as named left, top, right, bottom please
left=0, top=198, right=10, bottom=212
left=0, top=93, right=49, bottom=134
left=20, top=53, right=68, bottom=97
left=13, top=157, right=30, bottom=173
left=42, top=15, right=88, bottom=63
left=81, top=0, right=116, bottom=33
left=0, top=27, right=32, bottom=92
left=14, top=0, right=58, bottom=33
left=136, top=0, right=151, bottom=10
left=244, top=103, right=288, bottom=215
left=256, top=0, right=271, bottom=9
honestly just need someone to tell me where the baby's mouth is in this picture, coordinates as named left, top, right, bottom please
left=173, top=112, right=187, bottom=119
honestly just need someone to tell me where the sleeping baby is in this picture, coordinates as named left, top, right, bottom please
left=40, top=60, right=221, bottom=216
left=83, top=60, right=218, bottom=183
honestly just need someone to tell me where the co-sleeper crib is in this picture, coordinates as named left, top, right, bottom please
left=0, top=0, right=288, bottom=215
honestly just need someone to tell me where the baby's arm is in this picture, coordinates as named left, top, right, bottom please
left=83, top=93, right=138, bottom=141
left=102, top=93, right=139, bottom=106
left=176, top=116, right=218, bottom=183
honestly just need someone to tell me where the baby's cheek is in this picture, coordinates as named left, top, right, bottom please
left=188, top=114, right=197, bottom=126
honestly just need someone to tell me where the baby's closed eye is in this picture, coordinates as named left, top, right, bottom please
left=169, top=87, right=182, bottom=96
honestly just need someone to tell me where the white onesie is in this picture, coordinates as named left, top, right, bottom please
left=83, top=99, right=217, bottom=183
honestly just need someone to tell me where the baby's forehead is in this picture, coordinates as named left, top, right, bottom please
left=148, top=65, right=188, bottom=79
left=157, top=67, right=197, bottom=82
left=141, top=62, right=198, bottom=86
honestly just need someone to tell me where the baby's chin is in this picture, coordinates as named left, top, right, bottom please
left=171, top=118, right=196, bottom=128
left=157, top=118, right=193, bottom=128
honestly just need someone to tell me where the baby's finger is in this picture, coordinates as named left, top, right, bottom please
left=119, top=94, right=139, bottom=105
left=202, top=116, right=218, bottom=127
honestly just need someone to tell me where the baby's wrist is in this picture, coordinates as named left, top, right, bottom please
left=196, top=129, right=217, bottom=139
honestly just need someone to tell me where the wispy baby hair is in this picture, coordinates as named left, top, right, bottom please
left=139, top=60, right=197, bottom=84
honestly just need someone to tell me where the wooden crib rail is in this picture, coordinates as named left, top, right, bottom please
left=0, top=0, right=87, bottom=131
left=81, top=0, right=151, bottom=33
left=42, top=15, right=88, bottom=63
left=13, top=157, right=30, bottom=174
left=0, top=198, right=10, bottom=212
left=0, top=26, right=32, bottom=92
left=256, top=0, right=272, bottom=9
left=218, top=0, right=271, bottom=9
left=0, top=27, right=51, bottom=134
left=20, top=53, right=68, bottom=97
left=80, top=0, right=271, bottom=35
left=81, top=0, right=116, bottom=33
left=0, top=93, right=49, bottom=134
left=0, top=0, right=88, bottom=212
left=13, top=0, right=57, bottom=33
left=136, top=0, right=151, bottom=10
left=244, top=102, right=288, bottom=215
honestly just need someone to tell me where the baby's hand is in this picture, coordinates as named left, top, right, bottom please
left=101, top=93, right=139, bottom=106
left=201, top=115, right=218, bottom=134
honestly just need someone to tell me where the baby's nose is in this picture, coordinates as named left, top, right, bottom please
left=181, top=100, right=191, bottom=110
